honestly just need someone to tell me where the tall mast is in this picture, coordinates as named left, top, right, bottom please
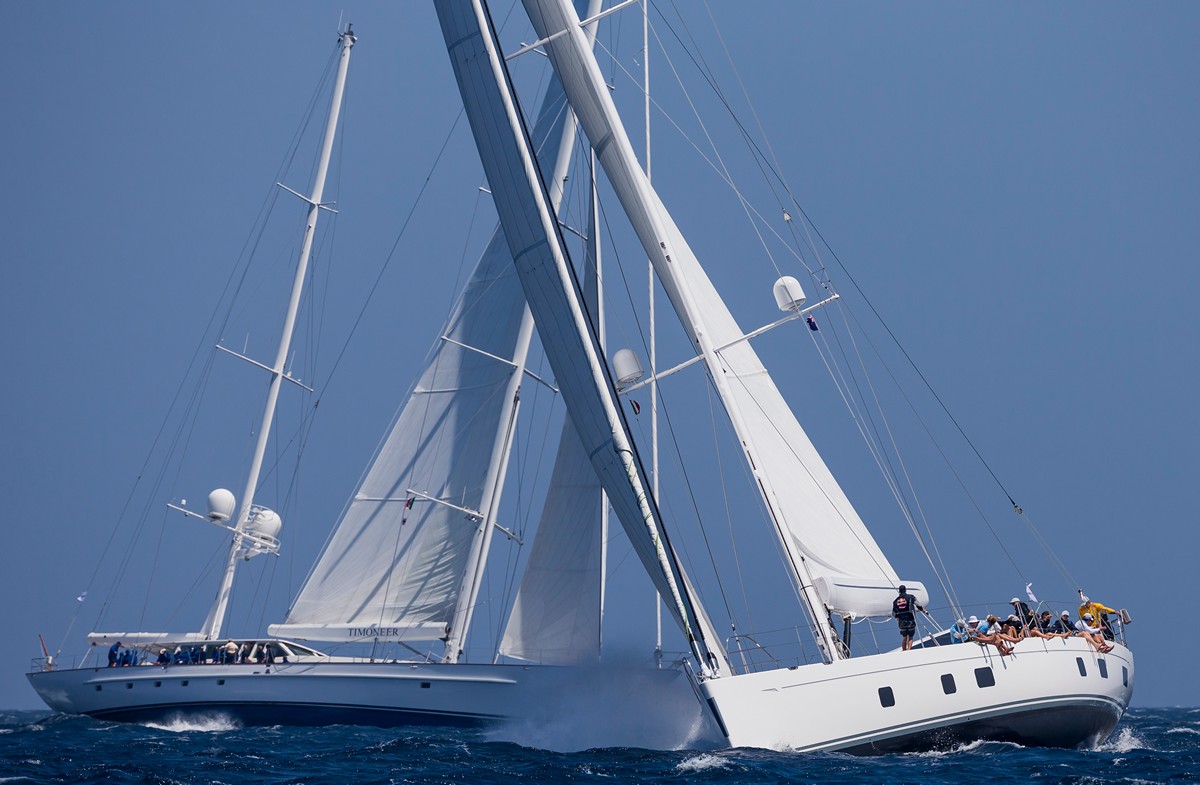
left=201, top=27, right=356, bottom=641
left=588, top=146, right=608, bottom=655
left=644, top=0, right=663, bottom=668
left=441, top=0, right=605, bottom=663
left=519, top=0, right=845, bottom=661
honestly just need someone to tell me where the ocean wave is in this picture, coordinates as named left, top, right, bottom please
left=675, top=753, right=730, bottom=772
left=1165, top=727, right=1200, bottom=736
left=1096, top=727, right=1147, bottom=753
left=142, top=713, right=241, bottom=733
left=904, top=738, right=1025, bottom=757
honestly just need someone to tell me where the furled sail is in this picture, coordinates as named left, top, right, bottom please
left=520, top=0, right=907, bottom=621
left=434, top=0, right=729, bottom=676
left=270, top=29, right=583, bottom=647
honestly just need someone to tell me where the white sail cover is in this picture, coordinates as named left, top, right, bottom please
left=272, top=39, right=581, bottom=645
left=434, top=0, right=729, bottom=675
left=521, top=0, right=905, bottom=618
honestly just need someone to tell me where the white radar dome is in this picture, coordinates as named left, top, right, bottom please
left=773, top=276, right=807, bottom=312
left=207, top=488, right=236, bottom=522
left=247, top=508, right=282, bottom=541
left=612, top=348, right=644, bottom=387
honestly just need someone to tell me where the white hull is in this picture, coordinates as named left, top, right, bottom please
left=28, top=659, right=717, bottom=747
left=31, top=636, right=1132, bottom=753
left=702, top=636, right=1133, bottom=752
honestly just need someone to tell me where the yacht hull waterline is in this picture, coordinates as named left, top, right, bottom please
left=702, top=637, right=1132, bottom=752
left=29, top=637, right=1131, bottom=751
left=27, top=661, right=715, bottom=740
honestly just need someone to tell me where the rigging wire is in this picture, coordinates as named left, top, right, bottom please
left=644, top=1, right=1081, bottom=605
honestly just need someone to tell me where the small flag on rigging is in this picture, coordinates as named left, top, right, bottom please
left=806, top=315, right=819, bottom=332
left=630, top=400, right=641, bottom=415
left=1026, top=583, right=1038, bottom=604
left=75, top=591, right=88, bottom=603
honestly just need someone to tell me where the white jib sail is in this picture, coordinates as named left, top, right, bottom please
left=520, top=0, right=906, bottom=622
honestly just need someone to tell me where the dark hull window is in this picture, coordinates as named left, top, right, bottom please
left=941, top=674, right=957, bottom=694
left=1076, top=658, right=1087, bottom=677
left=878, top=686, right=895, bottom=707
left=974, top=667, right=996, bottom=688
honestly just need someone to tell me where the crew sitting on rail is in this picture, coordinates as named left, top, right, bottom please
left=1074, top=613, right=1114, bottom=653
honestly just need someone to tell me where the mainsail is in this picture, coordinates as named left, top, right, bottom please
left=271, top=28, right=586, bottom=648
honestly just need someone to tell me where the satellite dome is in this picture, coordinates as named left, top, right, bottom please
left=207, top=489, right=236, bottom=522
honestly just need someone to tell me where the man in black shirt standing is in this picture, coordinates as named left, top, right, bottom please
left=892, top=585, right=923, bottom=651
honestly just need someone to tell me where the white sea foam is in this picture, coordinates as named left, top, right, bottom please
left=675, top=753, right=730, bottom=773
left=904, top=738, right=1024, bottom=758
left=142, top=713, right=241, bottom=733
left=1166, top=726, right=1200, bottom=736
left=1095, top=727, right=1147, bottom=753
left=486, top=661, right=723, bottom=752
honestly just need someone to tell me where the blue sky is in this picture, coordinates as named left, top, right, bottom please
left=1, top=1, right=1197, bottom=713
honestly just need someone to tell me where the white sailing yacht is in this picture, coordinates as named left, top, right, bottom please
left=28, top=1, right=1133, bottom=753
left=434, top=0, right=1134, bottom=753
left=26, top=13, right=712, bottom=748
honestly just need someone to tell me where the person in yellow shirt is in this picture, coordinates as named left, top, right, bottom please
left=1078, top=594, right=1117, bottom=639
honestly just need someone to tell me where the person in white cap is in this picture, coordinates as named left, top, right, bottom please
left=1074, top=612, right=1114, bottom=653
left=966, top=614, right=1016, bottom=656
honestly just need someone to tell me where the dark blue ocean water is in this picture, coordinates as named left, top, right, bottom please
left=0, top=708, right=1195, bottom=784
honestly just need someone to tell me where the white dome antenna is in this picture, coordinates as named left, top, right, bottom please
left=207, top=489, right=236, bottom=522
left=612, top=348, right=644, bottom=389
left=240, top=506, right=283, bottom=560
left=773, top=276, right=807, bottom=312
